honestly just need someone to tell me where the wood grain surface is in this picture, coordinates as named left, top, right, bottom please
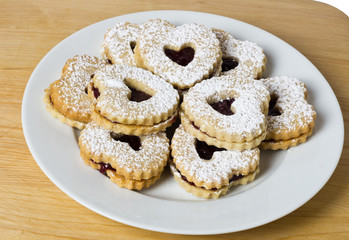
left=1, top=0, right=348, bottom=239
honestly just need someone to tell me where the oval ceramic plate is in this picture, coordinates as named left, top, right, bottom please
left=22, top=11, right=344, bottom=234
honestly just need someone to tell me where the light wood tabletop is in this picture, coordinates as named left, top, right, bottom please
left=1, top=0, right=348, bottom=239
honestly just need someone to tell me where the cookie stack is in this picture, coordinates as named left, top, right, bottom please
left=44, top=18, right=316, bottom=198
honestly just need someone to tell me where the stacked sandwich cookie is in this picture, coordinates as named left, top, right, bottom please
left=44, top=55, right=108, bottom=129
left=259, top=76, right=317, bottom=150
left=170, top=125, right=260, bottom=199
left=88, top=64, right=179, bottom=136
left=180, top=76, right=270, bottom=150
left=79, top=122, right=170, bottom=190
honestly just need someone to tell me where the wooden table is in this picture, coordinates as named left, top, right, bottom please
left=1, top=0, right=348, bottom=239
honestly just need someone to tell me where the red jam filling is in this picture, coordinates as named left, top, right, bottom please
left=92, top=86, right=100, bottom=99
left=210, top=98, right=235, bottom=115
left=91, top=159, right=115, bottom=174
left=164, top=47, right=195, bottom=66
left=170, top=114, right=178, bottom=124
left=128, top=87, right=152, bottom=102
left=190, top=121, right=215, bottom=140
left=196, top=139, right=225, bottom=160
left=268, top=95, right=281, bottom=116
left=110, top=132, right=141, bottom=151
left=178, top=167, right=244, bottom=190
left=221, top=58, right=238, bottom=72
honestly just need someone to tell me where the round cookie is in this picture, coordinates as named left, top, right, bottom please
left=79, top=122, right=170, bottom=190
left=90, top=64, right=179, bottom=135
left=181, top=75, right=270, bottom=150
left=171, top=125, right=260, bottom=199
left=134, top=19, right=222, bottom=89
left=44, top=55, right=107, bottom=129
left=103, top=22, right=143, bottom=66
left=213, top=29, right=266, bottom=79
left=259, top=76, right=317, bottom=150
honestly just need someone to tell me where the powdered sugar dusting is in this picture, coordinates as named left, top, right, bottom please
left=172, top=126, right=259, bottom=186
left=261, top=76, right=316, bottom=137
left=80, top=122, right=169, bottom=173
left=136, top=19, right=221, bottom=89
left=214, top=29, right=266, bottom=79
left=53, top=55, right=107, bottom=113
left=182, top=75, right=269, bottom=140
left=103, top=22, right=143, bottom=66
left=94, top=64, right=179, bottom=122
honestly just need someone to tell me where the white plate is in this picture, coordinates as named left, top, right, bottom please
left=22, top=10, right=344, bottom=234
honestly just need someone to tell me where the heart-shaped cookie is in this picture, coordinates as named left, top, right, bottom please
left=44, top=55, right=107, bottom=129
left=89, top=64, right=179, bottom=135
left=259, top=76, right=317, bottom=150
left=92, top=64, right=179, bottom=125
left=79, top=122, right=170, bottom=189
left=213, top=29, right=266, bottom=79
left=170, top=125, right=260, bottom=198
left=181, top=75, right=270, bottom=150
left=103, top=22, right=144, bottom=66
left=134, top=19, right=222, bottom=89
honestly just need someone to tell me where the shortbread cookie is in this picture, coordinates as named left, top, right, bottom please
left=259, top=76, right=316, bottom=150
left=79, top=122, right=170, bottom=190
left=44, top=55, right=107, bottom=129
left=103, top=22, right=143, bottom=66
left=171, top=126, right=260, bottom=199
left=213, top=29, right=266, bottom=79
left=90, top=64, right=179, bottom=135
left=134, top=19, right=222, bottom=89
left=181, top=75, right=270, bottom=150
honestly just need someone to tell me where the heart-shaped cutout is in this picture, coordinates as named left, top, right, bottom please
left=195, top=139, right=224, bottom=160
left=221, top=58, right=239, bottom=72
left=110, top=132, right=141, bottom=151
left=128, top=87, right=152, bottom=102
left=164, top=47, right=195, bottom=66
left=210, top=98, right=235, bottom=115
left=268, top=95, right=281, bottom=116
